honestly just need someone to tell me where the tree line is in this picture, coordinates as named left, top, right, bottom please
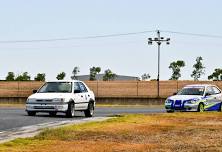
left=4, top=67, right=117, bottom=81
left=168, top=56, right=222, bottom=81
left=3, top=56, right=222, bottom=81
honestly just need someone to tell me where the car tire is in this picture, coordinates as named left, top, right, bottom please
left=66, top=102, right=75, bottom=118
left=49, top=112, right=57, bottom=117
left=198, top=103, right=204, bottom=112
left=218, top=103, right=222, bottom=112
left=84, top=102, right=94, bottom=117
left=166, top=110, right=174, bottom=113
left=27, top=111, right=36, bottom=116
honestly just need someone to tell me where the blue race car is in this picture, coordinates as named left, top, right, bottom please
left=165, top=84, right=222, bottom=112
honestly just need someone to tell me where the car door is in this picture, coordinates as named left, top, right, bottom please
left=211, top=86, right=222, bottom=106
left=73, top=82, right=85, bottom=110
left=78, top=82, right=89, bottom=109
left=205, top=86, right=221, bottom=110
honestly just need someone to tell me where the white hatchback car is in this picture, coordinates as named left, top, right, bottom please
left=165, top=84, right=222, bottom=112
left=26, top=80, right=95, bottom=117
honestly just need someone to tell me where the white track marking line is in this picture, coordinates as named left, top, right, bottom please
left=0, top=117, right=110, bottom=143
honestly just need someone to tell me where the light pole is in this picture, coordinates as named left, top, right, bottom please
left=148, top=30, right=170, bottom=97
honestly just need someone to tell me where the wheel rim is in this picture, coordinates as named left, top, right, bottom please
left=199, top=104, right=204, bottom=112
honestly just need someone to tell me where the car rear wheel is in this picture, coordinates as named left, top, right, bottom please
left=27, top=111, right=36, bottom=116
left=198, top=103, right=204, bottom=112
left=84, top=102, right=94, bottom=117
left=218, top=103, right=222, bottom=112
left=49, top=112, right=57, bottom=116
left=66, top=102, right=75, bottom=118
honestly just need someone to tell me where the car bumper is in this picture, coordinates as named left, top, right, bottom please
left=165, top=103, right=198, bottom=112
left=26, top=103, right=68, bottom=112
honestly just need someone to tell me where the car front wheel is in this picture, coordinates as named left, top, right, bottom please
left=49, top=112, right=57, bottom=116
left=166, top=110, right=174, bottom=113
left=27, top=111, right=36, bottom=116
left=198, top=103, right=204, bottom=112
left=66, top=102, right=75, bottom=118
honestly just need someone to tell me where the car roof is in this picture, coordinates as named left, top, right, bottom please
left=185, top=84, right=216, bottom=88
left=46, top=80, right=82, bottom=83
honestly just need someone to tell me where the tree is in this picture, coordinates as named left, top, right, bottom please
left=89, top=67, right=101, bottom=81
left=56, top=72, right=66, bottom=80
left=191, top=56, right=205, bottom=80
left=71, top=67, right=80, bottom=80
left=169, top=60, right=185, bottom=80
left=6, top=72, right=15, bottom=81
left=208, top=68, right=222, bottom=81
left=103, top=69, right=117, bottom=81
left=34, top=73, right=46, bottom=81
left=141, top=73, right=151, bottom=81
left=15, top=72, right=31, bottom=81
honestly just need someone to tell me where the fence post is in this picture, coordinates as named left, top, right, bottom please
left=17, top=81, right=20, bottom=102
left=17, top=81, right=19, bottom=97
left=137, top=81, right=138, bottom=96
left=177, top=81, right=179, bottom=92
left=97, top=80, right=99, bottom=97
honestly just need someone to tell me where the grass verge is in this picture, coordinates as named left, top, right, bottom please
left=1, top=112, right=222, bottom=151
left=0, top=103, right=25, bottom=108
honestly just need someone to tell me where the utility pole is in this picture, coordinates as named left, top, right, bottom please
left=148, top=30, right=170, bottom=97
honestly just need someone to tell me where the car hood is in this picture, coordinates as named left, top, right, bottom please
left=28, top=93, right=71, bottom=99
left=168, top=95, right=202, bottom=101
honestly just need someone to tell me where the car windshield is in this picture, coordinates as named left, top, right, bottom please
left=177, top=87, right=205, bottom=96
left=38, top=82, right=72, bottom=93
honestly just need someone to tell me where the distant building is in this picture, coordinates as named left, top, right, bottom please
left=76, top=74, right=139, bottom=81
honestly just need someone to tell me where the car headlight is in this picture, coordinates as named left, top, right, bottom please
left=26, top=98, right=30, bottom=104
left=53, top=98, right=65, bottom=102
left=186, top=99, right=198, bottom=104
left=165, top=99, right=173, bottom=104
left=26, top=98, right=35, bottom=104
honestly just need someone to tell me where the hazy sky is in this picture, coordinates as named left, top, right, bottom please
left=0, top=0, right=222, bottom=80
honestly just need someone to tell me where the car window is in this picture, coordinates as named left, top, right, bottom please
left=177, top=87, right=204, bottom=96
left=78, top=82, right=88, bottom=93
left=212, top=86, right=221, bottom=94
left=206, top=87, right=214, bottom=95
left=74, top=82, right=81, bottom=92
left=38, top=82, right=72, bottom=93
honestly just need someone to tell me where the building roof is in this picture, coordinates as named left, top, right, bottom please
left=76, top=74, right=139, bottom=81
left=47, top=80, right=81, bottom=83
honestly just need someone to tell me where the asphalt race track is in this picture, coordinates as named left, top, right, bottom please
left=0, top=107, right=164, bottom=131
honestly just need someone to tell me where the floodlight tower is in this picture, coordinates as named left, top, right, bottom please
left=148, top=30, right=170, bottom=97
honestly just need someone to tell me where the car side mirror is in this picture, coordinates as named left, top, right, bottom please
left=33, top=90, right=37, bottom=93
left=74, top=90, right=81, bottom=94
left=205, top=93, right=211, bottom=97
